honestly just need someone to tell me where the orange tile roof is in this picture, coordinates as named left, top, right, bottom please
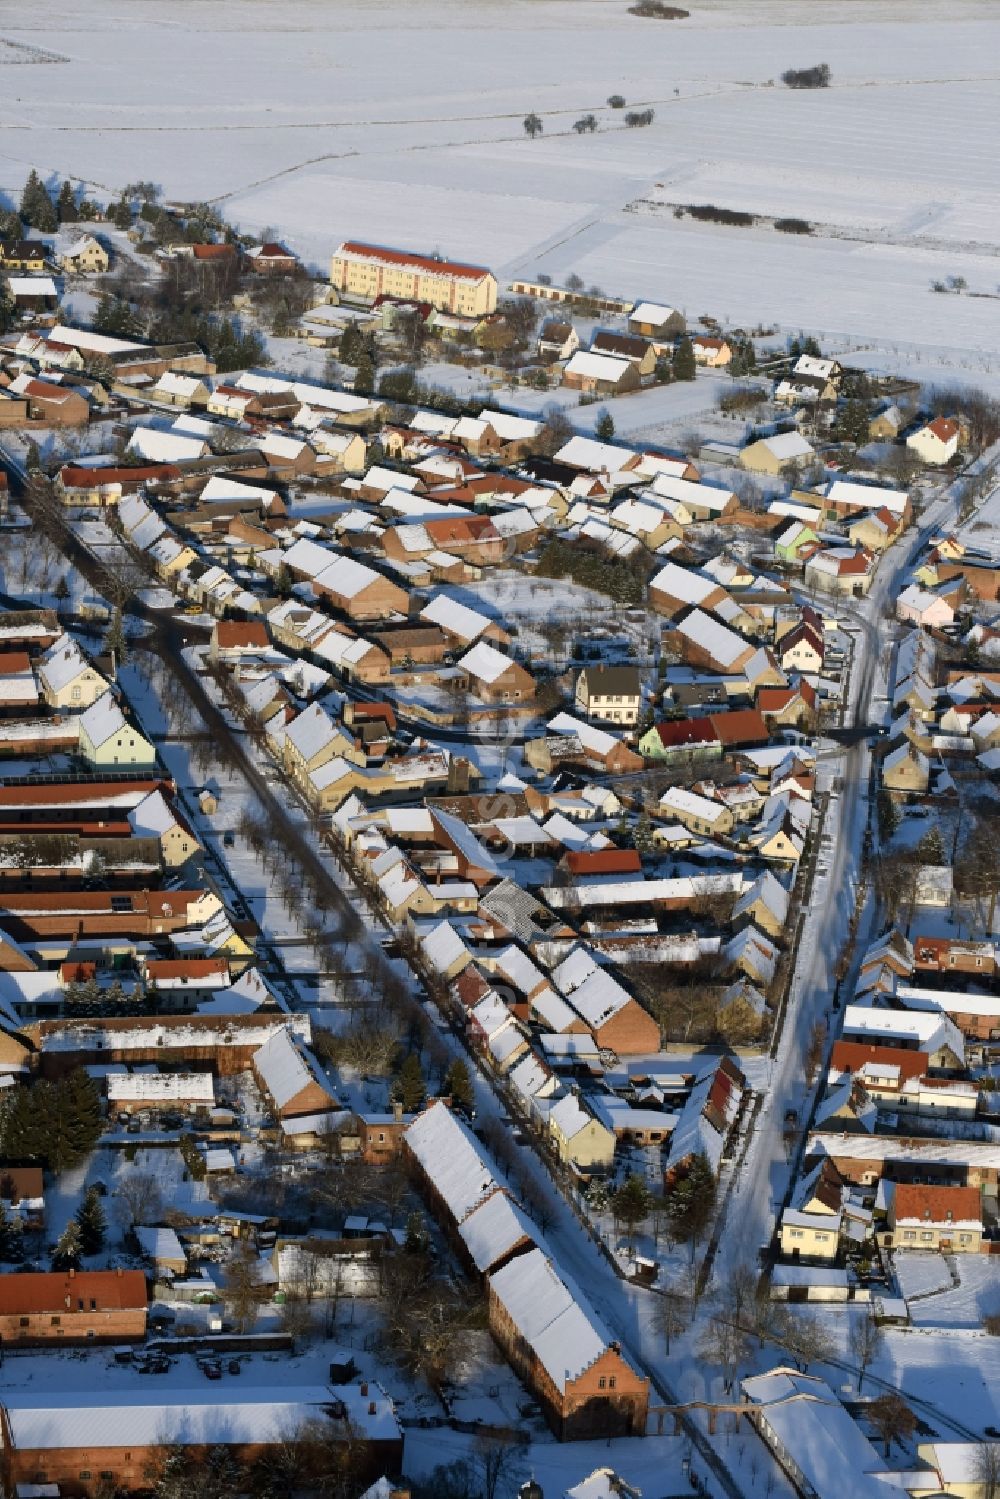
left=893, top=1183, right=981, bottom=1226
left=0, top=1269, right=147, bottom=1315
left=338, top=240, right=491, bottom=282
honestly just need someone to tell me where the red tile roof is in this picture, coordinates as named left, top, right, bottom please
left=893, top=1183, right=981, bottom=1226
left=0, top=1268, right=147, bottom=1315
left=926, top=416, right=960, bottom=443
left=59, top=464, right=180, bottom=489
left=564, top=849, right=642, bottom=876
left=213, top=621, right=270, bottom=650
left=830, top=1040, right=928, bottom=1085
left=337, top=240, right=492, bottom=282
left=651, top=717, right=720, bottom=750
left=708, top=709, right=770, bottom=747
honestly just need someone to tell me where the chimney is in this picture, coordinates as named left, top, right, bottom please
left=68, top=1268, right=75, bottom=1279
left=360, top=1382, right=368, bottom=1396
left=393, top=1099, right=403, bottom=1123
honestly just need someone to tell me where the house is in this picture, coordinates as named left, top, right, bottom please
left=0, top=1385, right=401, bottom=1498
left=774, top=521, right=819, bottom=567
left=869, top=405, right=903, bottom=439
left=537, top=321, right=579, bottom=361
left=896, top=584, right=955, bottom=629
left=252, top=1029, right=339, bottom=1120
left=0, top=1269, right=147, bottom=1346
left=574, top=666, right=642, bottom=727
left=658, top=785, right=734, bottom=838
left=887, top=1183, right=983, bottom=1252
left=562, top=350, right=640, bottom=397
left=19, top=379, right=89, bottom=427
left=907, top=416, right=961, bottom=466
left=151, top=372, right=210, bottom=408
left=590, top=331, right=656, bottom=378
left=740, top=431, right=815, bottom=475
left=209, top=620, right=272, bottom=666
left=0, top=1167, right=44, bottom=1229
left=552, top=947, right=660, bottom=1055
left=882, top=739, right=930, bottom=794
left=0, top=240, right=47, bottom=273
left=804, top=546, right=873, bottom=597
left=733, top=870, right=789, bottom=937
left=691, top=335, right=731, bottom=368
left=60, top=236, right=109, bottom=274
left=628, top=301, right=685, bottom=340
left=639, top=717, right=721, bottom=762
left=7, top=277, right=60, bottom=313
left=779, top=1161, right=846, bottom=1263
left=458, top=642, right=535, bottom=703
left=674, top=609, right=755, bottom=674
left=548, top=1093, right=616, bottom=1171
left=778, top=621, right=824, bottom=674
left=246, top=242, right=300, bottom=275
left=486, top=1249, right=649, bottom=1439
left=128, top=788, right=200, bottom=868
left=848, top=507, right=901, bottom=552
left=330, top=240, right=497, bottom=315
left=78, top=694, right=156, bottom=769
left=742, top=1368, right=893, bottom=1499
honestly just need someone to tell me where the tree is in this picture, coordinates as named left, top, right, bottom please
left=523, top=113, right=543, bottom=139
left=0, top=1202, right=24, bottom=1263
left=115, top=1171, right=163, bottom=1229
left=608, top=94, right=626, bottom=108
left=868, top=1391, right=916, bottom=1458
left=19, top=169, right=56, bottom=232
left=52, top=1218, right=83, bottom=1271
left=697, top=1313, right=749, bottom=1394
left=393, top=1052, right=426, bottom=1111
left=56, top=180, right=77, bottom=223
left=612, top=1173, right=653, bottom=1246
left=666, top=1153, right=716, bottom=1261
left=595, top=409, right=615, bottom=441
left=110, top=196, right=133, bottom=230
left=653, top=1280, right=690, bottom=1354
left=849, top=1302, right=883, bottom=1394
left=972, top=1444, right=1000, bottom=1499
left=470, top=1431, right=528, bottom=1499
left=25, top=441, right=41, bottom=474
left=225, top=1241, right=263, bottom=1333
left=443, top=1058, right=474, bottom=1114
left=354, top=349, right=376, bottom=395
left=915, top=824, right=945, bottom=865
left=835, top=398, right=871, bottom=448
left=53, top=574, right=70, bottom=603
left=0, top=279, right=15, bottom=337
left=574, top=114, right=598, bottom=133
left=104, top=606, right=127, bottom=665
left=75, top=1185, right=107, bottom=1255
left=673, top=335, right=696, bottom=381
left=773, top=1308, right=835, bottom=1372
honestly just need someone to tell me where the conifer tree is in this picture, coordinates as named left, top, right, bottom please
left=56, top=180, right=77, bottom=223
left=0, top=280, right=14, bottom=337
left=444, top=1058, right=474, bottom=1114
left=111, top=197, right=133, bottom=231
left=393, top=1053, right=426, bottom=1112
left=52, top=1218, right=83, bottom=1271
left=76, top=1185, right=107, bottom=1255
left=673, top=335, right=696, bottom=381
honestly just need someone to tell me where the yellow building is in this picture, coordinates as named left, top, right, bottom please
left=548, top=1094, right=615, bottom=1171
left=60, top=235, right=110, bottom=274
left=78, top=692, right=156, bottom=769
left=330, top=240, right=497, bottom=316
left=37, top=634, right=109, bottom=710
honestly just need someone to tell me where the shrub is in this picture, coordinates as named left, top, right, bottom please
left=607, top=94, right=626, bottom=109
left=774, top=217, right=812, bottom=235
left=628, top=1, right=689, bottom=14
left=625, top=109, right=655, bottom=128
left=781, top=63, right=831, bottom=89
left=685, top=203, right=755, bottom=227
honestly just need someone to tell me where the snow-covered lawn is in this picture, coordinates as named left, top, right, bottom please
left=4, top=0, right=1000, bottom=370
left=893, top=1250, right=956, bottom=1305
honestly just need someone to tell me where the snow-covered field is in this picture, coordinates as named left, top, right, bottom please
left=3, top=0, right=1000, bottom=366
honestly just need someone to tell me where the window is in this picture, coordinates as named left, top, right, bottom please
left=18, top=1316, right=28, bottom=1327
left=50, top=1316, right=60, bottom=1326
left=598, top=1377, right=607, bottom=1390
left=608, top=1376, right=617, bottom=1390
left=921, top=1231, right=934, bottom=1242
left=80, top=1472, right=92, bottom=1481
left=100, top=1473, right=114, bottom=1481
left=71, top=686, right=81, bottom=703
left=903, top=1230, right=916, bottom=1241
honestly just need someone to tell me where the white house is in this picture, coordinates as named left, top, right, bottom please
left=907, top=416, right=960, bottom=465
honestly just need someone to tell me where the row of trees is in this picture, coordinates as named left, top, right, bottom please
left=14, top=169, right=100, bottom=233
left=535, top=535, right=648, bottom=604
left=524, top=105, right=655, bottom=138
left=0, top=1070, right=103, bottom=1174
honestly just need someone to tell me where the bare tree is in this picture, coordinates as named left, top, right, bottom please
left=972, top=1443, right=1000, bottom=1499
left=849, top=1302, right=883, bottom=1394
left=868, top=1392, right=916, bottom=1458
left=114, top=1171, right=163, bottom=1229
left=653, top=1280, right=691, bottom=1354
left=697, top=1313, right=750, bottom=1394
left=470, top=1431, right=528, bottom=1499
left=224, top=1240, right=263, bottom=1333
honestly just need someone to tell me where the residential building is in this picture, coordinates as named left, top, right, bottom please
left=887, top=1183, right=983, bottom=1252
left=907, top=416, right=960, bottom=465
left=548, top=1094, right=616, bottom=1171
left=60, top=236, right=110, bottom=274
left=574, top=666, right=642, bottom=727
left=78, top=694, right=156, bottom=769
left=0, top=1269, right=147, bottom=1346
left=330, top=241, right=497, bottom=315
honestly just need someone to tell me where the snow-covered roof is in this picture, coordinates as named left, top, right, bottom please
left=253, top=1029, right=334, bottom=1111
left=554, top=435, right=637, bottom=476
left=675, top=609, right=750, bottom=668
left=404, top=1101, right=499, bottom=1224
left=128, top=427, right=207, bottom=464
left=127, top=789, right=179, bottom=840
left=78, top=691, right=128, bottom=748
left=487, top=1248, right=620, bottom=1392
left=108, top=1073, right=214, bottom=1103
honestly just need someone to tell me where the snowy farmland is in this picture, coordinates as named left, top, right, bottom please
left=2, top=0, right=1000, bottom=368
